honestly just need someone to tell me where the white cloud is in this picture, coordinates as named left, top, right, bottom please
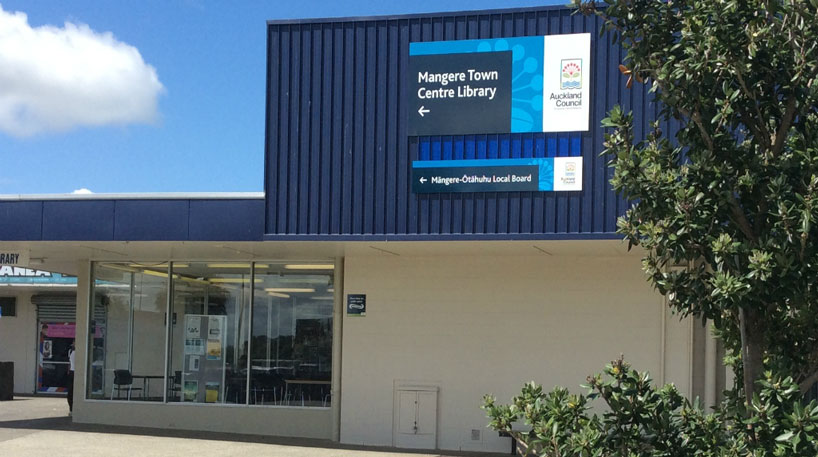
left=0, top=5, right=164, bottom=137
left=71, top=188, right=93, bottom=194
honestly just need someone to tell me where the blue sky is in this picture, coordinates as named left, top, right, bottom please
left=0, top=1, right=566, bottom=195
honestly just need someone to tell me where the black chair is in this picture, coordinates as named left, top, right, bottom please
left=111, top=369, right=142, bottom=400
left=167, top=371, right=182, bottom=401
left=251, top=371, right=284, bottom=405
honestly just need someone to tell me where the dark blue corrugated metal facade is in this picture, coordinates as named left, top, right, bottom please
left=264, top=5, right=662, bottom=241
left=0, top=198, right=264, bottom=241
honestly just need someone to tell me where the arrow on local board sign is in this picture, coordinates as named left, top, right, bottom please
left=408, top=33, right=591, bottom=136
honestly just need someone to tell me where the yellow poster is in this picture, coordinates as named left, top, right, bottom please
left=206, top=339, right=221, bottom=360
left=205, top=382, right=219, bottom=403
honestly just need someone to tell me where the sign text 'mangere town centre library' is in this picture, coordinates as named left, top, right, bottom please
left=408, top=33, right=591, bottom=136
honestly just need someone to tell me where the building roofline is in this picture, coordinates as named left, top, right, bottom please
left=0, top=192, right=265, bottom=201
left=266, top=4, right=570, bottom=26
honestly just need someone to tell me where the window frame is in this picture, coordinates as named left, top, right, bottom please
left=85, top=260, right=336, bottom=409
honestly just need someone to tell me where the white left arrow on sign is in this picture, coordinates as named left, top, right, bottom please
left=419, top=177, right=427, bottom=184
left=418, top=106, right=430, bottom=117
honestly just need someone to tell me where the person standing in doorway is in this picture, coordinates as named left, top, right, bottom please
left=67, top=341, right=75, bottom=415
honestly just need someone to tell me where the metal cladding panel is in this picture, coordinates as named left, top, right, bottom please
left=43, top=200, right=115, bottom=241
left=0, top=199, right=264, bottom=241
left=189, top=199, right=265, bottom=241
left=114, top=200, right=190, bottom=241
left=264, top=6, right=668, bottom=240
left=0, top=201, right=44, bottom=240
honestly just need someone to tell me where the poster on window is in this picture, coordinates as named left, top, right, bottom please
left=181, top=314, right=226, bottom=403
left=208, top=316, right=221, bottom=338
left=205, top=382, right=219, bottom=403
left=183, top=380, right=198, bottom=402
left=185, top=315, right=201, bottom=338
left=206, top=339, right=221, bottom=361
left=42, top=340, right=52, bottom=359
left=185, top=338, right=204, bottom=355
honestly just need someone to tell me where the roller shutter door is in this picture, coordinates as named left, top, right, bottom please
left=33, top=294, right=77, bottom=322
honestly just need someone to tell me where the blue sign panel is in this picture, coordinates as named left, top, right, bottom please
left=0, top=266, right=77, bottom=285
left=409, top=33, right=591, bottom=136
left=413, top=157, right=583, bottom=193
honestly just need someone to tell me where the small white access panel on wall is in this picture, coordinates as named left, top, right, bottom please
left=393, top=383, right=438, bottom=449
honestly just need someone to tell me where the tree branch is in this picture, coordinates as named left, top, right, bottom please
left=798, top=369, right=818, bottom=395
left=729, top=194, right=758, bottom=243
left=771, top=97, right=797, bottom=156
left=735, top=71, right=772, bottom=150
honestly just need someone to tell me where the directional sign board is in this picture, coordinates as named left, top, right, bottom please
left=409, top=52, right=512, bottom=136
left=412, top=157, right=583, bottom=193
left=408, top=33, right=591, bottom=136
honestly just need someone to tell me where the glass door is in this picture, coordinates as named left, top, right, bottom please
left=37, top=322, right=75, bottom=393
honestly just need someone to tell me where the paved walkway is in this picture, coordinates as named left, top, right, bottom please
left=0, top=396, right=503, bottom=457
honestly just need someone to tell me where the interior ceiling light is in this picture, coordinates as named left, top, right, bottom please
left=311, top=296, right=335, bottom=301
left=142, top=269, right=171, bottom=279
left=92, top=284, right=131, bottom=289
left=274, top=277, right=331, bottom=284
left=100, top=264, right=139, bottom=273
left=208, top=278, right=261, bottom=283
left=266, top=292, right=291, bottom=298
left=205, top=263, right=269, bottom=269
left=176, top=276, right=209, bottom=285
left=129, top=263, right=189, bottom=268
left=264, top=287, right=315, bottom=293
left=283, top=264, right=334, bottom=270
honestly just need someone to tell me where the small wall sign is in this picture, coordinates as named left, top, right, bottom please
left=0, top=249, right=30, bottom=267
left=347, top=294, right=366, bottom=316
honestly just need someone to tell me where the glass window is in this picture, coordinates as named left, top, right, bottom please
left=87, top=263, right=168, bottom=401
left=251, top=264, right=334, bottom=407
left=87, top=260, right=334, bottom=408
left=166, top=263, right=250, bottom=404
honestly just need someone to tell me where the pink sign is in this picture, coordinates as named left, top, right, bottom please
left=45, top=323, right=75, bottom=338
left=42, top=322, right=103, bottom=338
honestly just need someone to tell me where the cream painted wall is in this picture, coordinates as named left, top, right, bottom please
left=76, top=400, right=333, bottom=438
left=0, top=291, right=37, bottom=394
left=340, top=252, right=693, bottom=453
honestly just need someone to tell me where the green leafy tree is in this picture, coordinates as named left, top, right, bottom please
left=483, top=358, right=818, bottom=456
left=573, top=0, right=818, bottom=404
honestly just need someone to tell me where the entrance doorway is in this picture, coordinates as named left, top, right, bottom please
left=37, top=322, right=74, bottom=393
left=34, top=294, right=77, bottom=394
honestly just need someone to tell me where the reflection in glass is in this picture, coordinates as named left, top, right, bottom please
left=87, top=263, right=168, bottom=401
left=86, top=261, right=334, bottom=408
left=251, top=271, right=334, bottom=406
left=166, top=263, right=250, bottom=404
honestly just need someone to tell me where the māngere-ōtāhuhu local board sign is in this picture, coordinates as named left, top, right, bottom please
left=412, top=157, right=583, bottom=193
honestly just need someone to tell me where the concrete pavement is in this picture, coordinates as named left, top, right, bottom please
left=0, top=396, right=504, bottom=457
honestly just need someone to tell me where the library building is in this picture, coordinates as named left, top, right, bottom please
left=0, top=5, right=729, bottom=454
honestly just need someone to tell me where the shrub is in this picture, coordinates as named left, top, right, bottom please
left=484, top=358, right=818, bottom=456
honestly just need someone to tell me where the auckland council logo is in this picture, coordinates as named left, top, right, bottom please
left=562, top=161, right=577, bottom=185
left=560, top=59, right=582, bottom=90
